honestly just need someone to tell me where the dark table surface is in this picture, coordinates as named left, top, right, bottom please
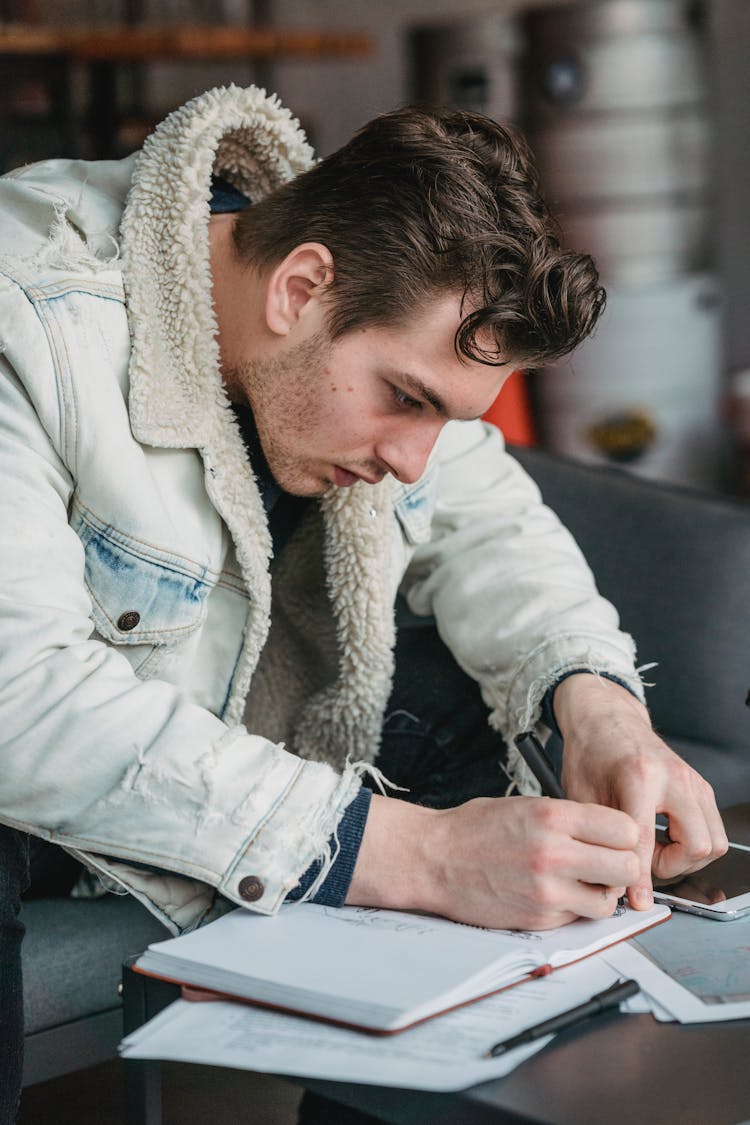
left=305, top=1008, right=750, bottom=1125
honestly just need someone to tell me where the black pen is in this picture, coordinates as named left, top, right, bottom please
left=483, top=978, right=640, bottom=1058
left=515, top=731, right=566, bottom=799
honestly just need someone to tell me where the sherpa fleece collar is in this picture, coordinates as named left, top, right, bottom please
left=118, top=86, right=397, bottom=756
left=120, top=84, right=315, bottom=452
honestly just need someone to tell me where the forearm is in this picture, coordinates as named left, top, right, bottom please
left=554, top=673, right=652, bottom=754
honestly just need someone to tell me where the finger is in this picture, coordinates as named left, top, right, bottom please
left=565, top=880, right=624, bottom=921
left=653, top=783, right=728, bottom=880
left=691, top=782, right=729, bottom=864
left=654, top=841, right=722, bottom=881
left=600, top=776, right=658, bottom=908
left=562, top=839, right=640, bottom=891
left=565, top=802, right=641, bottom=851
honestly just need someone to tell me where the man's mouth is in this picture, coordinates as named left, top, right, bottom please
left=333, top=466, right=362, bottom=487
left=333, top=466, right=382, bottom=487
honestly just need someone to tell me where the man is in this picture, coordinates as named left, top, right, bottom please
left=0, top=85, right=725, bottom=1120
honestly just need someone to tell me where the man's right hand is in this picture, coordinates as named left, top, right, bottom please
left=346, top=793, right=641, bottom=931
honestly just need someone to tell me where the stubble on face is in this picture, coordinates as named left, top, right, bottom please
left=224, top=331, right=338, bottom=498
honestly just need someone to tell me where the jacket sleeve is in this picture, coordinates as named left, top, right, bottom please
left=0, top=346, right=360, bottom=926
left=399, top=419, right=645, bottom=751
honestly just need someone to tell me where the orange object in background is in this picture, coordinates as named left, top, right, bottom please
left=482, top=369, right=536, bottom=446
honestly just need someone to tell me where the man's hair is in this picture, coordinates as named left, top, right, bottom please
left=233, top=106, right=605, bottom=366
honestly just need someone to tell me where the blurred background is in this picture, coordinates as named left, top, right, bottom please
left=2, top=0, right=749, bottom=497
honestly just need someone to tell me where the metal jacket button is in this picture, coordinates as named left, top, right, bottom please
left=117, top=611, right=141, bottom=632
left=238, top=875, right=264, bottom=902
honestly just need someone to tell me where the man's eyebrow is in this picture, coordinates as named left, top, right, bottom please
left=397, top=371, right=482, bottom=423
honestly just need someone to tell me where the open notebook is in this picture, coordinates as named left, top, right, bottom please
left=134, top=901, right=669, bottom=1034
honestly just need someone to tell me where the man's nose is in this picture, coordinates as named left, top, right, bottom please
left=376, top=421, right=442, bottom=485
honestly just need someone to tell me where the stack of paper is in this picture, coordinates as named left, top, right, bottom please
left=120, top=955, right=624, bottom=1091
left=121, top=900, right=671, bottom=1091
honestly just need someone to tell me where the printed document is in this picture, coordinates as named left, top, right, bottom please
left=605, top=910, right=750, bottom=1023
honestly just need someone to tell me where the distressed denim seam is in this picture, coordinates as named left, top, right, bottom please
left=74, top=499, right=222, bottom=582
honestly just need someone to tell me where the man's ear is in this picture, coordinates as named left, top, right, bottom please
left=265, top=243, right=334, bottom=337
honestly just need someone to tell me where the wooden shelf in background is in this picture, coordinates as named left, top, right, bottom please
left=0, top=23, right=373, bottom=61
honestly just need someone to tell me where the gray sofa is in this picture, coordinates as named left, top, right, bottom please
left=20, top=446, right=750, bottom=1093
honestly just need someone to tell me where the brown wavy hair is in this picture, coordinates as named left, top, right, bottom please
left=233, top=106, right=605, bottom=366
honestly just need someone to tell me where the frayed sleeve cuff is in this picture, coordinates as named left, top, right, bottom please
left=285, top=786, right=372, bottom=907
left=541, top=669, right=644, bottom=780
left=542, top=668, right=643, bottom=737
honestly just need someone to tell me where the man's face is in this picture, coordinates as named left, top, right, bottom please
left=227, top=292, right=516, bottom=497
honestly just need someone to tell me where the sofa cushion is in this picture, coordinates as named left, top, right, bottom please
left=667, top=736, right=750, bottom=809
left=22, top=895, right=168, bottom=1034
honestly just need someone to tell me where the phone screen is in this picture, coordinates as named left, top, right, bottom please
left=653, top=831, right=750, bottom=907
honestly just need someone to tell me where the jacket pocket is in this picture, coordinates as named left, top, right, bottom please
left=393, top=469, right=438, bottom=545
left=72, top=504, right=212, bottom=646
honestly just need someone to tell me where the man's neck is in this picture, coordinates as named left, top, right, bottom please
left=208, top=213, right=267, bottom=398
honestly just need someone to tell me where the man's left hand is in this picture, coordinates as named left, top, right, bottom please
left=554, top=673, right=728, bottom=910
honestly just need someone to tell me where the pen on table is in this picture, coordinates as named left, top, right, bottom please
left=483, top=978, right=640, bottom=1058
left=515, top=731, right=566, bottom=799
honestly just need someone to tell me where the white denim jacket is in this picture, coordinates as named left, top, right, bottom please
left=0, top=87, right=643, bottom=933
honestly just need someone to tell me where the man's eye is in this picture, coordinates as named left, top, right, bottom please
left=393, top=387, right=423, bottom=411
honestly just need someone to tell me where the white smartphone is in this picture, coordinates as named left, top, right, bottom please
left=652, top=832, right=750, bottom=921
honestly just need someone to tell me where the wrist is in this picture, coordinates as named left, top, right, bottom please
left=346, top=794, right=443, bottom=914
left=553, top=672, right=650, bottom=740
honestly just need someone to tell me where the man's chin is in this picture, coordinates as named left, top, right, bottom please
left=299, top=482, right=333, bottom=498
left=271, top=470, right=332, bottom=498
left=261, top=452, right=342, bottom=497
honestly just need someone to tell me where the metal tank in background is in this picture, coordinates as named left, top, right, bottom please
left=410, top=11, right=519, bottom=123
left=522, top=0, right=724, bottom=490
